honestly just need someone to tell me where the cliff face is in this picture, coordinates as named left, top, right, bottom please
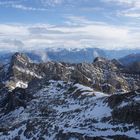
left=2, top=53, right=140, bottom=93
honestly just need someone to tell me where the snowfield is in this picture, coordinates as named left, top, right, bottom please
left=0, top=80, right=140, bottom=140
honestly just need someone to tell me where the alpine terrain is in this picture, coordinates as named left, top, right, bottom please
left=0, top=52, right=139, bottom=140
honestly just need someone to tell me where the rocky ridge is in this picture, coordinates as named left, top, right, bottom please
left=3, top=53, right=140, bottom=94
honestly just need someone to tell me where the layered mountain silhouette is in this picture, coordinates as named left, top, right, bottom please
left=0, top=48, right=140, bottom=64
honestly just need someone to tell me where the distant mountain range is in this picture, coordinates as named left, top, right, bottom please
left=0, top=47, right=140, bottom=64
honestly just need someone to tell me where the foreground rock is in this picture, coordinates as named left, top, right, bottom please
left=0, top=80, right=140, bottom=140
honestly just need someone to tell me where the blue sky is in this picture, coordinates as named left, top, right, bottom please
left=0, top=0, right=140, bottom=51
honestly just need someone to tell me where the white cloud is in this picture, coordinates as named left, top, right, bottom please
left=118, top=6, right=140, bottom=18
left=0, top=24, right=29, bottom=35
left=64, top=16, right=94, bottom=26
left=121, top=12, right=140, bottom=18
left=0, top=16, right=139, bottom=51
left=103, top=0, right=140, bottom=19
left=40, top=0, right=63, bottom=6
left=103, top=0, right=140, bottom=6
left=0, top=1, right=48, bottom=11
left=11, top=4, right=48, bottom=11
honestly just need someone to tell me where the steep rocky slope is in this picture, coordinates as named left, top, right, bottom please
left=0, top=80, right=140, bottom=140
left=3, top=53, right=140, bottom=94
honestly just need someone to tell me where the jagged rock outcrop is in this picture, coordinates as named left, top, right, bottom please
left=5, top=53, right=42, bottom=90
left=5, top=53, right=72, bottom=90
left=2, top=53, right=140, bottom=93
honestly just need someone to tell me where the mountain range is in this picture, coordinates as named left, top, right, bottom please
left=0, top=48, right=140, bottom=64
left=0, top=51, right=140, bottom=140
